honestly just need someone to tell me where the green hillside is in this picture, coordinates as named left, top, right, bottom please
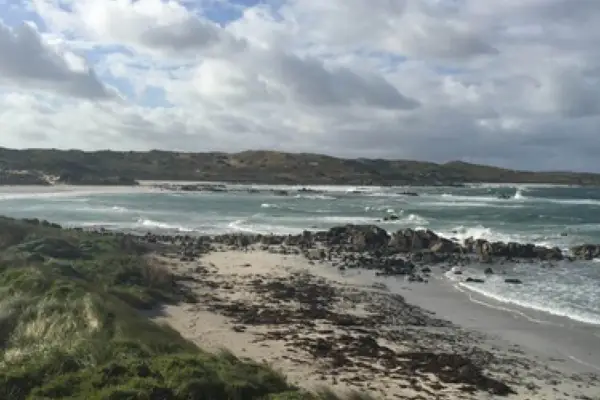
left=1, top=147, right=599, bottom=185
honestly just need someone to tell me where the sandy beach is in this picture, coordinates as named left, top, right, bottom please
left=147, top=241, right=600, bottom=400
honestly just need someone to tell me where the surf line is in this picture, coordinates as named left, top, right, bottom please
left=452, top=283, right=561, bottom=327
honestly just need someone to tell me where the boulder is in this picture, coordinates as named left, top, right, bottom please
left=388, top=230, right=412, bottom=252
left=430, top=238, right=458, bottom=254
left=327, top=225, right=390, bottom=252
left=504, top=278, right=523, bottom=284
left=389, top=229, right=440, bottom=253
left=465, top=277, right=485, bottom=283
left=570, top=244, right=600, bottom=260
left=535, top=246, right=563, bottom=261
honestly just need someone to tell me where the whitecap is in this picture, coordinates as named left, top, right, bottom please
left=136, top=218, right=193, bottom=232
left=226, top=218, right=302, bottom=235
left=513, top=188, right=526, bottom=200
left=455, top=278, right=600, bottom=326
left=294, top=194, right=336, bottom=200
left=438, top=225, right=516, bottom=244
left=260, top=203, right=280, bottom=209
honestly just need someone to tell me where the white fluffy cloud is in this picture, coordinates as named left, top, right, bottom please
left=2, top=0, right=600, bottom=171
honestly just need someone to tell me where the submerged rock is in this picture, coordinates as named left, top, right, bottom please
left=465, top=277, right=485, bottom=283
left=504, top=278, right=523, bottom=284
left=570, top=244, right=600, bottom=260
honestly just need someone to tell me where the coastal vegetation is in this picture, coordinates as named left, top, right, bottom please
left=2, top=147, right=600, bottom=186
left=0, top=216, right=361, bottom=400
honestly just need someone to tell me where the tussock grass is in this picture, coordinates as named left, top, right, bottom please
left=0, top=216, right=372, bottom=400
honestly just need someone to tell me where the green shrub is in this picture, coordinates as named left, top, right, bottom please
left=0, top=216, right=370, bottom=400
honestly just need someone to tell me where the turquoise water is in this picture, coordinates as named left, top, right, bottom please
left=1, top=183, right=600, bottom=324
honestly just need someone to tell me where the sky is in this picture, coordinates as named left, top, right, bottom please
left=1, top=0, right=600, bottom=171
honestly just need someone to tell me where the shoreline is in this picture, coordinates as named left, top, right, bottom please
left=150, top=245, right=513, bottom=399
left=148, top=242, right=600, bottom=399
left=0, top=185, right=598, bottom=329
left=376, top=271, right=600, bottom=374
left=1, top=186, right=597, bottom=329
left=1, top=214, right=599, bottom=398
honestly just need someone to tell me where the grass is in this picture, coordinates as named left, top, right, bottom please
left=0, top=216, right=371, bottom=400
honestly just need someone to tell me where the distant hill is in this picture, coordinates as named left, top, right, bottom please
left=1, top=147, right=599, bottom=186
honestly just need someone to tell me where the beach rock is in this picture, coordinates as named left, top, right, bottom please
left=535, top=246, right=563, bottom=261
left=465, top=277, right=485, bottom=283
left=471, top=239, right=564, bottom=261
left=430, top=238, right=459, bottom=254
left=463, top=237, right=475, bottom=252
left=388, top=230, right=412, bottom=252
left=408, top=274, right=426, bottom=282
left=261, top=235, right=285, bottom=246
left=411, top=249, right=452, bottom=264
left=570, top=244, right=600, bottom=260
left=504, top=278, right=523, bottom=284
left=388, top=228, right=440, bottom=253
left=484, top=267, right=494, bottom=275
left=326, top=225, right=389, bottom=252
left=306, top=248, right=326, bottom=261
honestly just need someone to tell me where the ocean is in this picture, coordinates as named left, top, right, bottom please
left=1, top=182, right=599, bottom=326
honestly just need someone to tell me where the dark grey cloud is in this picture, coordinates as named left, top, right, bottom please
left=250, top=50, right=420, bottom=109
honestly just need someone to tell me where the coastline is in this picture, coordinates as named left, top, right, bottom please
left=1, top=213, right=599, bottom=398
left=379, top=271, right=600, bottom=374
left=147, top=243, right=600, bottom=399
left=149, top=246, right=514, bottom=399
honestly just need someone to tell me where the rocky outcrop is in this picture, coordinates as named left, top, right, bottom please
left=133, top=224, right=570, bottom=270
left=325, top=225, right=390, bottom=251
left=570, top=244, right=600, bottom=260
left=469, top=238, right=563, bottom=262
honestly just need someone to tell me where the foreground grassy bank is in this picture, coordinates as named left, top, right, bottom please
left=0, top=217, right=362, bottom=400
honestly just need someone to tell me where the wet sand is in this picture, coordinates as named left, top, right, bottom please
left=377, top=272, right=600, bottom=375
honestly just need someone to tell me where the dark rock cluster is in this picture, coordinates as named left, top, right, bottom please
left=115, top=224, right=600, bottom=285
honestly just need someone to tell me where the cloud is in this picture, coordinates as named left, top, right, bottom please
left=275, top=0, right=497, bottom=60
left=0, top=21, right=112, bottom=99
left=33, top=0, right=245, bottom=56
left=2, top=0, right=600, bottom=172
